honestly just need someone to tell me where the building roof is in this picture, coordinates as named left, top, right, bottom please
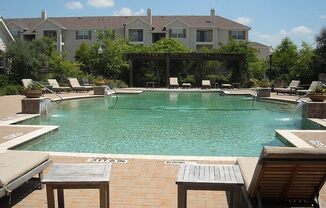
left=248, top=41, right=269, bottom=48
left=0, top=17, right=14, bottom=51
left=5, top=14, right=250, bottom=33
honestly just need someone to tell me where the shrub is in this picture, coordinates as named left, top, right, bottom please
left=106, top=80, right=128, bottom=88
left=0, top=84, right=24, bottom=95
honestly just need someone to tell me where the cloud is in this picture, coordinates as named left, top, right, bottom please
left=251, top=26, right=314, bottom=47
left=113, top=8, right=145, bottom=16
left=290, top=26, right=313, bottom=35
left=87, top=0, right=114, bottom=8
left=234, top=17, right=252, bottom=26
left=65, top=1, right=83, bottom=10
left=320, top=15, right=326, bottom=19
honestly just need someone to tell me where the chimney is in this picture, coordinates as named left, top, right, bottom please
left=210, top=8, right=215, bottom=23
left=41, top=10, right=47, bottom=20
left=147, top=8, right=152, bottom=24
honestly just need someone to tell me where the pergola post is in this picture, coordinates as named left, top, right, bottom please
left=166, top=55, right=170, bottom=87
left=129, top=59, right=133, bottom=87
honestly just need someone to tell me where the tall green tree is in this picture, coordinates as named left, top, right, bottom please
left=291, top=42, right=314, bottom=83
left=314, top=27, right=326, bottom=79
left=271, top=37, right=298, bottom=81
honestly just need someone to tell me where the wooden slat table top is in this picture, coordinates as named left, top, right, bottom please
left=42, top=163, right=111, bottom=184
left=176, top=164, right=244, bottom=185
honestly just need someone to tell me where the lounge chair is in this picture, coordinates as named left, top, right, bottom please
left=274, top=80, right=300, bottom=94
left=201, top=80, right=211, bottom=89
left=48, top=79, right=70, bottom=93
left=21, top=79, right=33, bottom=89
left=297, top=81, right=321, bottom=95
left=68, top=78, right=93, bottom=92
left=169, top=77, right=179, bottom=88
left=237, top=146, right=326, bottom=208
left=0, top=150, right=51, bottom=199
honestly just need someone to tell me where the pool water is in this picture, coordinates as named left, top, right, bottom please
left=18, top=92, right=307, bottom=156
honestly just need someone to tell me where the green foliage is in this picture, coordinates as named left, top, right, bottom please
left=180, top=74, right=195, bottom=84
left=106, top=79, right=128, bottom=88
left=290, top=42, right=314, bottom=83
left=313, top=84, right=326, bottom=93
left=26, top=82, right=42, bottom=90
left=0, top=84, right=23, bottom=95
left=248, top=59, right=268, bottom=81
left=249, top=78, right=271, bottom=88
left=151, top=38, right=191, bottom=53
left=49, top=54, right=83, bottom=80
left=6, top=37, right=58, bottom=83
left=217, top=40, right=259, bottom=84
left=0, top=74, right=10, bottom=87
left=270, top=37, right=298, bottom=81
left=314, top=27, right=326, bottom=78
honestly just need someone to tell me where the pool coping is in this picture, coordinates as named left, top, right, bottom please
left=1, top=90, right=325, bottom=160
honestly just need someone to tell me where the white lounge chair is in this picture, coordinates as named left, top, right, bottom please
left=21, top=79, right=33, bottom=89
left=0, top=150, right=51, bottom=200
left=201, top=80, right=211, bottom=89
left=68, top=78, right=93, bottom=92
left=48, top=79, right=70, bottom=93
left=169, top=77, right=179, bottom=88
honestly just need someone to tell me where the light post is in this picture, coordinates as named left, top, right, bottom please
left=269, top=45, right=274, bottom=80
left=97, top=46, right=103, bottom=75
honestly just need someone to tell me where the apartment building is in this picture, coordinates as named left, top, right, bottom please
left=4, top=9, right=268, bottom=60
left=0, top=17, right=15, bottom=73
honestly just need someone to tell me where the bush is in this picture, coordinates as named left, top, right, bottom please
left=0, top=75, right=9, bottom=87
left=106, top=80, right=128, bottom=88
left=0, top=84, right=24, bottom=95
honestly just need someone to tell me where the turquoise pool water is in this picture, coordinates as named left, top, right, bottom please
left=18, top=92, right=307, bottom=156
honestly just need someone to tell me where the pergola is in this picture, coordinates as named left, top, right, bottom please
left=126, top=52, right=245, bottom=87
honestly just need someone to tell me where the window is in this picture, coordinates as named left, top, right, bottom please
left=229, top=31, right=245, bottom=40
left=44, top=30, right=57, bottom=41
left=129, top=29, right=143, bottom=42
left=76, top=30, right=92, bottom=40
left=169, top=29, right=186, bottom=38
left=196, top=30, right=213, bottom=42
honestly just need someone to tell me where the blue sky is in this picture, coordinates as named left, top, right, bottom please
left=1, top=0, right=325, bottom=48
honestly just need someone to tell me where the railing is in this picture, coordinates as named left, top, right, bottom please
left=34, top=81, right=63, bottom=103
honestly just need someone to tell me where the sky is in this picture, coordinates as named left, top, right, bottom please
left=0, top=0, right=325, bottom=48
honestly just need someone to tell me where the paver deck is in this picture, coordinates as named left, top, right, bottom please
left=0, top=125, right=41, bottom=144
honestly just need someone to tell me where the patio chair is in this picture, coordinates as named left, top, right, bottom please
left=274, top=80, right=300, bottom=94
left=201, top=80, right=211, bottom=89
left=68, top=78, right=93, bottom=92
left=297, top=81, right=321, bottom=95
left=0, top=150, right=51, bottom=200
left=169, top=77, right=179, bottom=88
left=237, top=146, right=326, bottom=208
left=21, top=79, right=33, bottom=89
left=47, top=79, right=70, bottom=93
left=21, top=79, right=46, bottom=93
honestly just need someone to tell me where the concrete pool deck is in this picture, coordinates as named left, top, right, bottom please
left=0, top=89, right=325, bottom=207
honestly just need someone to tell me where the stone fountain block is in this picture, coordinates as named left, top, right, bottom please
left=22, top=97, right=48, bottom=114
left=302, top=101, right=326, bottom=119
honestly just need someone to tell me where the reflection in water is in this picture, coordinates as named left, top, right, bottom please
left=169, top=93, right=178, bottom=103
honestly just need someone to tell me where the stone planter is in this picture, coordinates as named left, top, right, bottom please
left=24, top=90, right=42, bottom=98
left=257, top=88, right=271, bottom=97
left=308, top=93, right=326, bottom=102
left=93, top=86, right=107, bottom=95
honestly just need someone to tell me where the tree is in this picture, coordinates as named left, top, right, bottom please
left=271, top=37, right=298, bottom=81
left=314, top=27, right=326, bottom=79
left=49, top=53, right=83, bottom=80
left=217, top=40, right=259, bottom=85
left=150, top=38, right=190, bottom=52
left=291, top=42, right=314, bottom=83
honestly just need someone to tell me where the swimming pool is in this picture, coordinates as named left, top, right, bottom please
left=17, top=92, right=307, bottom=156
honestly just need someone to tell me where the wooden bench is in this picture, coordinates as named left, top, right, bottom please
left=176, top=164, right=244, bottom=208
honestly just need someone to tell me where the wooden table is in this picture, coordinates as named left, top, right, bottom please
left=176, top=164, right=244, bottom=208
left=42, top=163, right=111, bottom=208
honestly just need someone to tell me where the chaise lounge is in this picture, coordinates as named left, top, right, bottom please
left=0, top=150, right=51, bottom=200
left=48, top=79, right=70, bottom=93
left=201, top=80, right=211, bottom=89
left=169, top=77, right=179, bottom=88
left=68, top=78, right=93, bottom=92
left=296, top=81, right=321, bottom=95
left=237, top=146, right=326, bottom=208
left=274, top=80, right=300, bottom=95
